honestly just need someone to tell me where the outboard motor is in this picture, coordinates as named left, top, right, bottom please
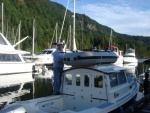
left=0, top=105, right=27, bottom=113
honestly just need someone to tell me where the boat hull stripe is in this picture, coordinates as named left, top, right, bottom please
left=96, top=102, right=114, bottom=109
left=116, top=93, right=130, bottom=102
left=77, top=56, right=117, bottom=60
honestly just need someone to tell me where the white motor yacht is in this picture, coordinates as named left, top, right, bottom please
left=0, top=33, right=35, bottom=77
left=24, top=48, right=56, bottom=67
left=123, top=48, right=138, bottom=63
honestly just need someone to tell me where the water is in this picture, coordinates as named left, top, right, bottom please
left=0, top=62, right=146, bottom=110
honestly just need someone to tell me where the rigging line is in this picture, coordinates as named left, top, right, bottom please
left=58, top=0, right=70, bottom=42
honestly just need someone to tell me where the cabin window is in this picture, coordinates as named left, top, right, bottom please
left=118, top=71, right=127, bottom=84
left=0, top=54, right=21, bottom=62
left=94, top=76, right=103, bottom=88
left=65, top=74, right=72, bottom=85
left=109, top=71, right=127, bottom=87
left=84, top=75, right=89, bottom=87
left=76, top=74, right=80, bottom=86
left=109, top=74, right=118, bottom=87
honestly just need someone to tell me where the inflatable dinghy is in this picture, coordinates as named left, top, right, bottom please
left=64, top=50, right=118, bottom=67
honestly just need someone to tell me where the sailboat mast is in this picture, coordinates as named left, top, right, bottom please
left=58, top=0, right=69, bottom=42
left=32, top=19, right=35, bottom=56
left=73, top=0, right=77, bottom=51
left=18, top=20, right=21, bottom=50
left=56, top=22, right=58, bottom=43
left=109, top=29, right=112, bottom=47
left=2, top=3, right=4, bottom=34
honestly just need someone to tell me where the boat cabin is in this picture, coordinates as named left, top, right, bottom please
left=41, top=65, right=137, bottom=112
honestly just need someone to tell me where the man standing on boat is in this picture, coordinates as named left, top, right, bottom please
left=52, top=42, right=64, bottom=95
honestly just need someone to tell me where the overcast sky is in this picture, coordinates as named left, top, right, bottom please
left=51, top=0, right=150, bottom=36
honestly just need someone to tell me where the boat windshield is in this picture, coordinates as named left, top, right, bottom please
left=109, top=71, right=127, bottom=87
left=0, top=34, right=7, bottom=45
left=126, top=49, right=135, bottom=53
left=41, top=50, right=53, bottom=54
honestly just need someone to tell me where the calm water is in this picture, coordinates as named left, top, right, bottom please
left=0, top=62, right=145, bottom=110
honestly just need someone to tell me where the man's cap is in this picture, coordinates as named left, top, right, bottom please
left=57, top=42, right=64, bottom=45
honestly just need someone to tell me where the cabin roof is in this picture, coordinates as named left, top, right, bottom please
left=63, top=65, right=125, bottom=74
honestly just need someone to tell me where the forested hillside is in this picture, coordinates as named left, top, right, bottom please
left=0, top=0, right=150, bottom=58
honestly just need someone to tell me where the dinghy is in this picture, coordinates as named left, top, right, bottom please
left=64, top=50, right=118, bottom=67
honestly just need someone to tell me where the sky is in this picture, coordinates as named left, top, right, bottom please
left=51, top=0, right=150, bottom=36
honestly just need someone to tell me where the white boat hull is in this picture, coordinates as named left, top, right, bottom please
left=123, top=57, right=138, bottom=63
left=0, top=63, right=34, bottom=87
left=0, top=63, right=34, bottom=74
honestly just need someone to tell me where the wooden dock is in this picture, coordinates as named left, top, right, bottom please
left=123, top=94, right=150, bottom=113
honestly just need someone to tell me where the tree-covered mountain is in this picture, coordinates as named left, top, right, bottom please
left=0, top=0, right=150, bottom=58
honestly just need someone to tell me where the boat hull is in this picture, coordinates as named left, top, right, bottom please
left=0, top=92, right=138, bottom=113
left=0, top=63, right=35, bottom=87
left=123, top=57, right=138, bottom=63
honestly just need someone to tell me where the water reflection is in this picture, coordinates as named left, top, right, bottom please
left=0, top=70, right=54, bottom=110
left=0, top=76, right=33, bottom=109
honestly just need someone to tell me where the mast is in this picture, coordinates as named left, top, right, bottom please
left=109, top=29, right=113, bottom=47
left=69, top=25, right=72, bottom=50
left=2, top=3, right=4, bottom=34
left=18, top=20, right=21, bottom=50
left=32, top=19, right=35, bottom=56
left=56, top=22, right=58, bottom=43
left=73, top=0, right=77, bottom=51
left=58, top=0, right=69, bottom=42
